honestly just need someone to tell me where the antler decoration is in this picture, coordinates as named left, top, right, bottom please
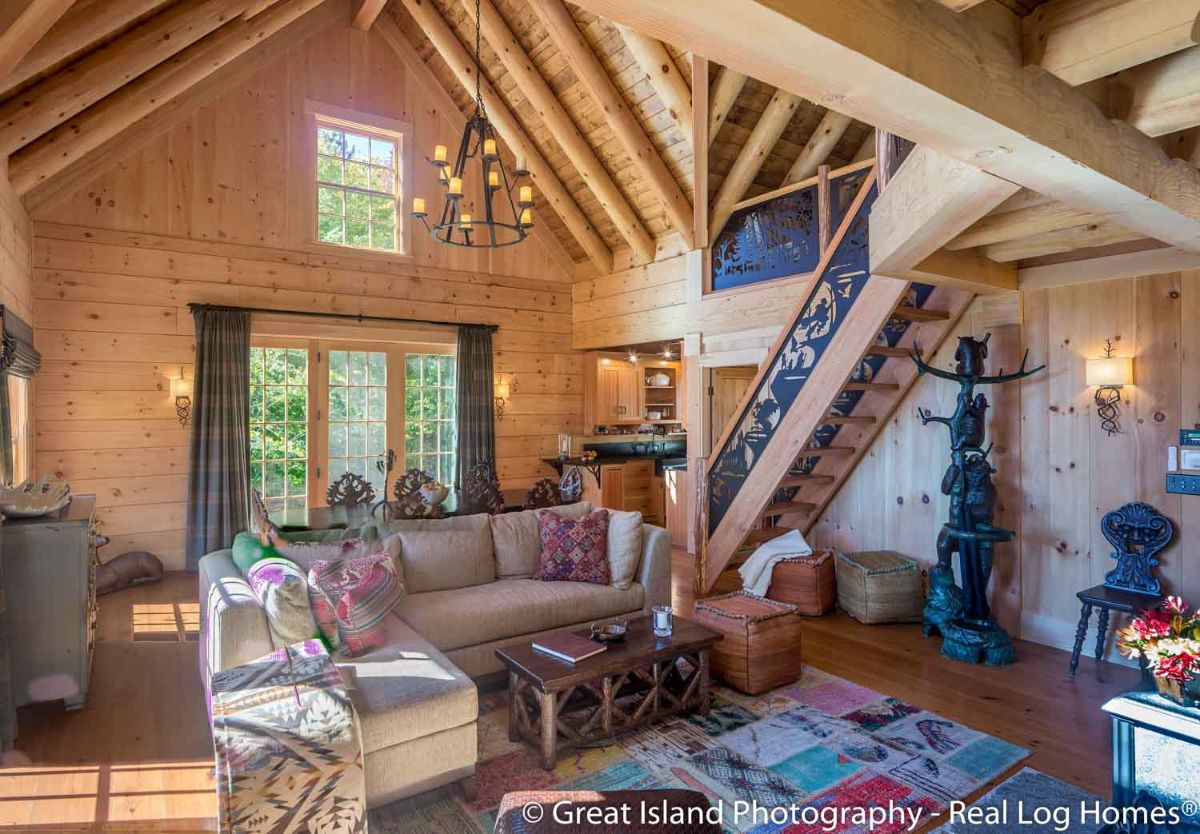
left=975, top=348, right=1045, bottom=385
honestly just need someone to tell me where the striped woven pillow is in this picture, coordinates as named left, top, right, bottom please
left=308, top=553, right=404, bottom=657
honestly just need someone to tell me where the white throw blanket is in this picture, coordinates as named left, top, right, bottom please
left=738, top=529, right=814, bottom=596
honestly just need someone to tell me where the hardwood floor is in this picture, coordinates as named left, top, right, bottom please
left=1, top=561, right=1140, bottom=831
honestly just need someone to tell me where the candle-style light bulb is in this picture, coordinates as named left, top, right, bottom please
left=433, top=144, right=448, bottom=164
left=483, top=138, right=498, bottom=159
left=519, top=185, right=533, bottom=206
left=460, top=212, right=472, bottom=229
left=448, top=177, right=463, bottom=196
left=412, top=197, right=426, bottom=216
left=488, top=170, right=500, bottom=189
left=519, top=207, right=533, bottom=227
left=515, top=157, right=528, bottom=175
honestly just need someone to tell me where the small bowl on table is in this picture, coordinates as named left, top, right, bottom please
left=590, top=620, right=628, bottom=644
left=419, top=482, right=450, bottom=510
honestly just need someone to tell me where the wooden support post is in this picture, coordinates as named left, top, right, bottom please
left=462, top=0, right=654, bottom=263
left=692, top=54, right=709, bottom=250
left=396, top=0, right=613, bottom=273
left=817, top=164, right=832, bottom=252
left=530, top=0, right=694, bottom=249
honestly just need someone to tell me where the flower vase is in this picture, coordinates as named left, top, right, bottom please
left=1153, top=676, right=1200, bottom=707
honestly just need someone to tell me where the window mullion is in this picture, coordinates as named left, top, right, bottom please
left=309, top=340, right=327, bottom=507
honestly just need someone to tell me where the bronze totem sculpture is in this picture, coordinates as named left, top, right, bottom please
left=913, top=334, right=1043, bottom=665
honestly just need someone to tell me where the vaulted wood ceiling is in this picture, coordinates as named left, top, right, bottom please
left=4, top=0, right=1200, bottom=286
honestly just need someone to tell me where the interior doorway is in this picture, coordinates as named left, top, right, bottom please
left=706, top=365, right=758, bottom=454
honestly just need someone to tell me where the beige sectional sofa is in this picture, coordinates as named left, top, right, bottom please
left=198, top=502, right=671, bottom=808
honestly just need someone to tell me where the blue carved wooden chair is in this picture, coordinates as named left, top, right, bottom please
left=1069, top=502, right=1174, bottom=677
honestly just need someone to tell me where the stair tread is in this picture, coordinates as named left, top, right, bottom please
left=779, top=474, right=835, bottom=487
left=796, top=445, right=854, bottom=457
left=892, top=306, right=949, bottom=323
left=743, top=527, right=792, bottom=545
left=867, top=345, right=911, bottom=358
left=819, top=415, right=875, bottom=426
left=843, top=381, right=900, bottom=392
left=762, top=500, right=816, bottom=516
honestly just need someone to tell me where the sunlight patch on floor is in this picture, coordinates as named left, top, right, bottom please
left=131, top=603, right=201, bottom=643
left=0, top=761, right=215, bottom=829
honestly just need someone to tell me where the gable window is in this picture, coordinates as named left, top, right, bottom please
left=316, top=122, right=400, bottom=252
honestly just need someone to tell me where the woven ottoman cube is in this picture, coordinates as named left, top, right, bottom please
left=835, top=550, right=924, bottom=624
left=766, top=548, right=837, bottom=616
left=692, top=591, right=803, bottom=694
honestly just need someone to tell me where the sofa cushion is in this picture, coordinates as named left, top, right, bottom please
left=396, top=514, right=494, bottom=593
left=535, top=509, right=611, bottom=585
left=607, top=510, right=643, bottom=590
left=231, top=532, right=274, bottom=575
left=490, top=503, right=593, bottom=579
left=335, top=614, right=477, bottom=755
left=396, top=578, right=644, bottom=652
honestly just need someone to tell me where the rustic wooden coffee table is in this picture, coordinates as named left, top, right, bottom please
left=496, top=616, right=723, bottom=769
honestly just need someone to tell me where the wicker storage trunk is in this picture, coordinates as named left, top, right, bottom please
left=692, top=591, right=803, bottom=694
left=766, top=549, right=837, bottom=616
left=835, top=551, right=924, bottom=624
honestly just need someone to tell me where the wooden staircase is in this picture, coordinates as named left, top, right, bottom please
left=700, top=165, right=973, bottom=592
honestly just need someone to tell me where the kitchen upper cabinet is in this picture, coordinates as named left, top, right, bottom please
left=585, top=354, right=642, bottom=426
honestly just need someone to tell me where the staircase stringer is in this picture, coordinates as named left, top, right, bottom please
left=776, top=286, right=977, bottom=532
left=702, top=274, right=912, bottom=591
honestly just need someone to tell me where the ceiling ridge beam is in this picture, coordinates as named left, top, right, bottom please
left=396, top=0, right=613, bottom=273
left=709, top=88, right=800, bottom=241
left=0, top=0, right=250, bottom=158
left=2, top=0, right=169, bottom=97
left=460, top=0, right=655, bottom=264
left=707, top=65, right=746, bottom=146
left=781, top=107, right=852, bottom=185
left=1024, top=0, right=1200, bottom=86
left=8, top=0, right=312, bottom=198
left=562, top=0, right=1200, bottom=254
left=0, top=0, right=76, bottom=83
left=614, top=23, right=692, bottom=145
left=529, top=0, right=694, bottom=250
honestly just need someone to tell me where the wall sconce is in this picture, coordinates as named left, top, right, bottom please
left=1086, top=339, right=1132, bottom=436
left=493, top=374, right=510, bottom=421
left=171, top=366, right=193, bottom=427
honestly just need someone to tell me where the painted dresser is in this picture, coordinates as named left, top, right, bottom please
left=3, top=495, right=98, bottom=711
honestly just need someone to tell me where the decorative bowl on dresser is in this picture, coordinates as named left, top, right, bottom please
left=3, top=494, right=98, bottom=711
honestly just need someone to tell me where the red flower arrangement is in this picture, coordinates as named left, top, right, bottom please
left=1117, top=597, right=1200, bottom=691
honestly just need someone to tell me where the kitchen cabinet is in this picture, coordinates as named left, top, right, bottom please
left=583, top=353, right=683, bottom=429
left=582, top=460, right=665, bottom=527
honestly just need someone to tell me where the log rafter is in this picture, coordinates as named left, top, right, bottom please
left=0, top=0, right=76, bottom=83
left=461, top=0, right=655, bottom=263
left=707, top=66, right=746, bottom=146
left=397, top=0, right=614, bottom=272
left=615, top=23, right=693, bottom=144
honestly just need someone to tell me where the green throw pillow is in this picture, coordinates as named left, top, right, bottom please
left=232, top=531, right=278, bottom=575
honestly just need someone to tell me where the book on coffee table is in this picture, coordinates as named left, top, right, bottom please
left=531, top=632, right=607, bottom=664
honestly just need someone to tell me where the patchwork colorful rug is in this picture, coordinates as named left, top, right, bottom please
left=369, top=665, right=1028, bottom=833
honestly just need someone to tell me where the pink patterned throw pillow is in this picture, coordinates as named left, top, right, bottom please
left=308, top=553, right=404, bottom=657
left=535, top=509, right=611, bottom=585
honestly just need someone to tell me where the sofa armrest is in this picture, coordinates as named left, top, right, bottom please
left=199, top=550, right=275, bottom=684
left=638, top=524, right=672, bottom=615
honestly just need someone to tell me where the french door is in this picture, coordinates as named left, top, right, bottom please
left=249, top=337, right=455, bottom=512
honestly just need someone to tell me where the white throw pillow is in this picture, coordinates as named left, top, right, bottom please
left=606, top=510, right=643, bottom=590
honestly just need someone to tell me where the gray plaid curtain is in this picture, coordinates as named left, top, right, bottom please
left=185, top=307, right=251, bottom=570
left=455, top=325, right=496, bottom=491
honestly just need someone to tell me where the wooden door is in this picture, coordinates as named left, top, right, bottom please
left=616, top=364, right=641, bottom=421
left=708, top=365, right=758, bottom=452
left=596, top=365, right=624, bottom=423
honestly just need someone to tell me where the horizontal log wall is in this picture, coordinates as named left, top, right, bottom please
left=29, top=19, right=579, bottom=571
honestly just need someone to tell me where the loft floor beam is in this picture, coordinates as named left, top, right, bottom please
left=564, top=0, right=1200, bottom=254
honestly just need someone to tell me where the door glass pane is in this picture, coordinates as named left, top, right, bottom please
left=328, top=349, right=388, bottom=497
left=404, top=353, right=457, bottom=485
left=249, top=346, right=308, bottom=513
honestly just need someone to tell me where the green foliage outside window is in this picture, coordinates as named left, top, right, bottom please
left=249, top=347, right=308, bottom=513
left=405, top=354, right=456, bottom=485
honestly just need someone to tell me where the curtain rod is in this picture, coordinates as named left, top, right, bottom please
left=187, top=303, right=499, bottom=332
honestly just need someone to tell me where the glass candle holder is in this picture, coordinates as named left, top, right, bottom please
left=653, top=605, right=673, bottom=638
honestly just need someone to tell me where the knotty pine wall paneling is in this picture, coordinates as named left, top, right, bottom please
left=30, top=20, right=579, bottom=570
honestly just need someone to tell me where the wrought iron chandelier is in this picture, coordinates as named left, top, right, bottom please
left=411, top=0, right=533, bottom=248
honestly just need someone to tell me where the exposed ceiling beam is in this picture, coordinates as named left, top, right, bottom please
left=947, top=200, right=1102, bottom=249
left=707, top=65, right=746, bottom=146
left=851, top=128, right=875, bottom=162
left=0, top=0, right=76, bottom=82
left=9, top=0, right=322, bottom=197
left=1111, top=45, right=1200, bottom=137
left=781, top=108, right=851, bottom=185
left=461, top=0, right=653, bottom=264
left=1, top=0, right=170, bottom=97
left=397, top=0, right=613, bottom=273
left=906, top=249, right=1018, bottom=294
left=709, top=88, right=800, bottom=241
left=564, top=0, right=1200, bottom=254
left=615, top=23, right=692, bottom=145
left=982, top=221, right=1147, bottom=261
left=937, top=0, right=988, bottom=8
left=1019, top=244, right=1200, bottom=289
left=22, top=0, right=342, bottom=216
left=1023, top=0, right=1200, bottom=86
left=870, top=144, right=1020, bottom=293
left=0, top=0, right=249, bottom=157
left=529, top=0, right=694, bottom=250
left=351, top=0, right=387, bottom=30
